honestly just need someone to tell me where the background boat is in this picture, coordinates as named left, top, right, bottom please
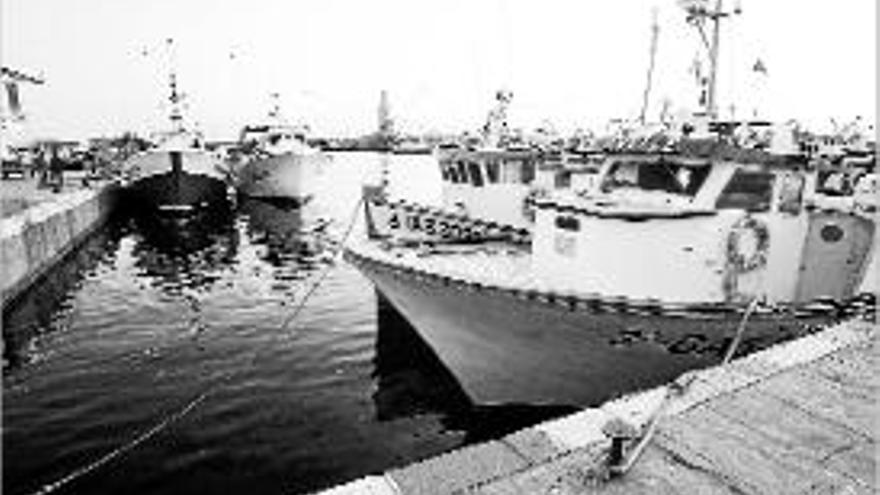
left=233, top=94, right=329, bottom=204
left=120, top=50, right=231, bottom=215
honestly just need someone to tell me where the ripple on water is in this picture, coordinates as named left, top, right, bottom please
left=3, top=154, right=535, bottom=495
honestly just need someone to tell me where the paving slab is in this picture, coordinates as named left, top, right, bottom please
left=315, top=320, right=877, bottom=495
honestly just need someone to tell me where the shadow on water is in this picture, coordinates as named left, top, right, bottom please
left=369, top=285, right=845, bottom=446
left=372, top=291, right=578, bottom=445
left=128, top=208, right=238, bottom=296
left=2, top=220, right=123, bottom=372
left=239, top=197, right=327, bottom=263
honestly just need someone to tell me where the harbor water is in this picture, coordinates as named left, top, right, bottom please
left=2, top=153, right=573, bottom=495
left=2, top=152, right=822, bottom=495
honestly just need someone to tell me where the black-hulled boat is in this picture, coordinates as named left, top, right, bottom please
left=120, top=57, right=230, bottom=215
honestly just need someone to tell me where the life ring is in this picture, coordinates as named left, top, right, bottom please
left=726, top=216, right=770, bottom=273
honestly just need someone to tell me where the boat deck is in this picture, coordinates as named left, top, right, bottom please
left=318, top=318, right=877, bottom=494
left=346, top=239, right=540, bottom=292
left=345, top=237, right=875, bottom=316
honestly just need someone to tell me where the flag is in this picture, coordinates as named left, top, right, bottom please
left=753, top=58, right=767, bottom=75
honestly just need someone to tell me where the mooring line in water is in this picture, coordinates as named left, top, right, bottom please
left=275, top=196, right=364, bottom=336
left=31, top=392, right=209, bottom=495
left=29, top=196, right=366, bottom=495
left=607, top=296, right=762, bottom=478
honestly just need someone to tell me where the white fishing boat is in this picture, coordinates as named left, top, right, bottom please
left=234, top=94, right=328, bottom=204
left=345, top=1, right=877, bottom=406
left=121, top=65, right=230, bottom=215
left=393, top=136, right=433, bottom=155
left=807, top=117, right=877, bottom=215
left=432, top=90, right=568, bottom=230
left=364, top=91, right=593, bottom=245
left=348, top=123, right=876, bottom=405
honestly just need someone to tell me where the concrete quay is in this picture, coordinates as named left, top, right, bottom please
left=1, top=172, right=118, bottom=310
left=318, top=317, right=877, bottom=495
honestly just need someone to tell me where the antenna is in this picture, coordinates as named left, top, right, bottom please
left=268, top=92, right=281, bottom=119
left=639, top=7, right=660, bottom=124
left=165, top=38, right=185, bottom=131
left=678, top=0, right=741, bottom=119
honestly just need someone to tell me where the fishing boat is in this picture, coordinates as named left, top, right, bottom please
left=348, top=121, right=876, bottom=406
left=807, top=117, right=877, bottom=215
left=233, top=94, right=328, bottom=204
left=363, top=90, right=590, bottom=246
left=392, top=136, right=433, bottom=155
left=433, top=90, right=547, bottom=230
left=121, top=66, right=230, bottom=215
left=345, top=1, right=877, bottom=406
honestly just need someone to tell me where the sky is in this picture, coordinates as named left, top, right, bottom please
left=1, top=0, right=876, bottom=141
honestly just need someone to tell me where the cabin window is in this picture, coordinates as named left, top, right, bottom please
left=777, top=173, right=805, bottom=214
left=715, top=170, right=775, bottom=212
left=555, top=215, right=580, bottom=231
left=502, top=160, right=521, bottom=183
left=468, top=162, right=485, bottom=187
left=555, top=171, right=572, bottom=189
left=441, top=164, right=452, bottom=182
left=456, top=161, right=469, bottom=184
left=448, top=163, right=461, bottom=183
left=601, top=160, right=709, bottom=196
left=486, top=161, right=500, bottom=183
left=816, top=170, right=853, bottom=196
left=521, top=160, right=536, bottom=184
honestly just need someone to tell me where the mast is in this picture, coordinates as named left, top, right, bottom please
left=482, top=89, right=512, bottom=148
left=679, top=0, right=740, bottom=119
left=639, top=8, right=660, bottom=124
left=165, top=38, right=185, bottom=132
left=268, top=92, right=282, bottom=120
left=706, top=0, right=722, bottom=118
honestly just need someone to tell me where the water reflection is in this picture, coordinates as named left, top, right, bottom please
left=2, top=226, right=121, bottom=371
left=238, top=196, right=336, bottom=285
left=129, top=210, right=238, bottom=296
left=372, top=291, right=578, bottom=445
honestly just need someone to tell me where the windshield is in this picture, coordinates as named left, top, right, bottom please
left=600, top=159, right=710, bottom=197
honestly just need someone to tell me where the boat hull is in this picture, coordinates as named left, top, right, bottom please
left=345, top=248, right=848, bottom=406
left=362, top=188, right=531, bottom=244
left=122, top=150, right=230, bottom=214
left=235, top=152, right=326, bottom=202
left=126, top=172, right=230, bottom=214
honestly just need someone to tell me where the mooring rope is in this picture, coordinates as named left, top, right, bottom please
left=608, top=296, right=762, bottom=477
left=28, top=196, right=365, bottom=495
left=32, top=392, right=209, bottom=495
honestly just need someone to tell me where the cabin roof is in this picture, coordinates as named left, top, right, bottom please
left=603, top=138, right=809, bottom=169
left=437, top=148, right=544, bottom=161
left=240, top=124, right=303, bottom=134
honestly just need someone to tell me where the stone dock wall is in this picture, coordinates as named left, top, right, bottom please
left=1, top=185, right=117, bottom=311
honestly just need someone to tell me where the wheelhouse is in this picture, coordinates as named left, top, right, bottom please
left=527, top=144, right=869, bottom=305
left=439, top=150, right=538, bottom=188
